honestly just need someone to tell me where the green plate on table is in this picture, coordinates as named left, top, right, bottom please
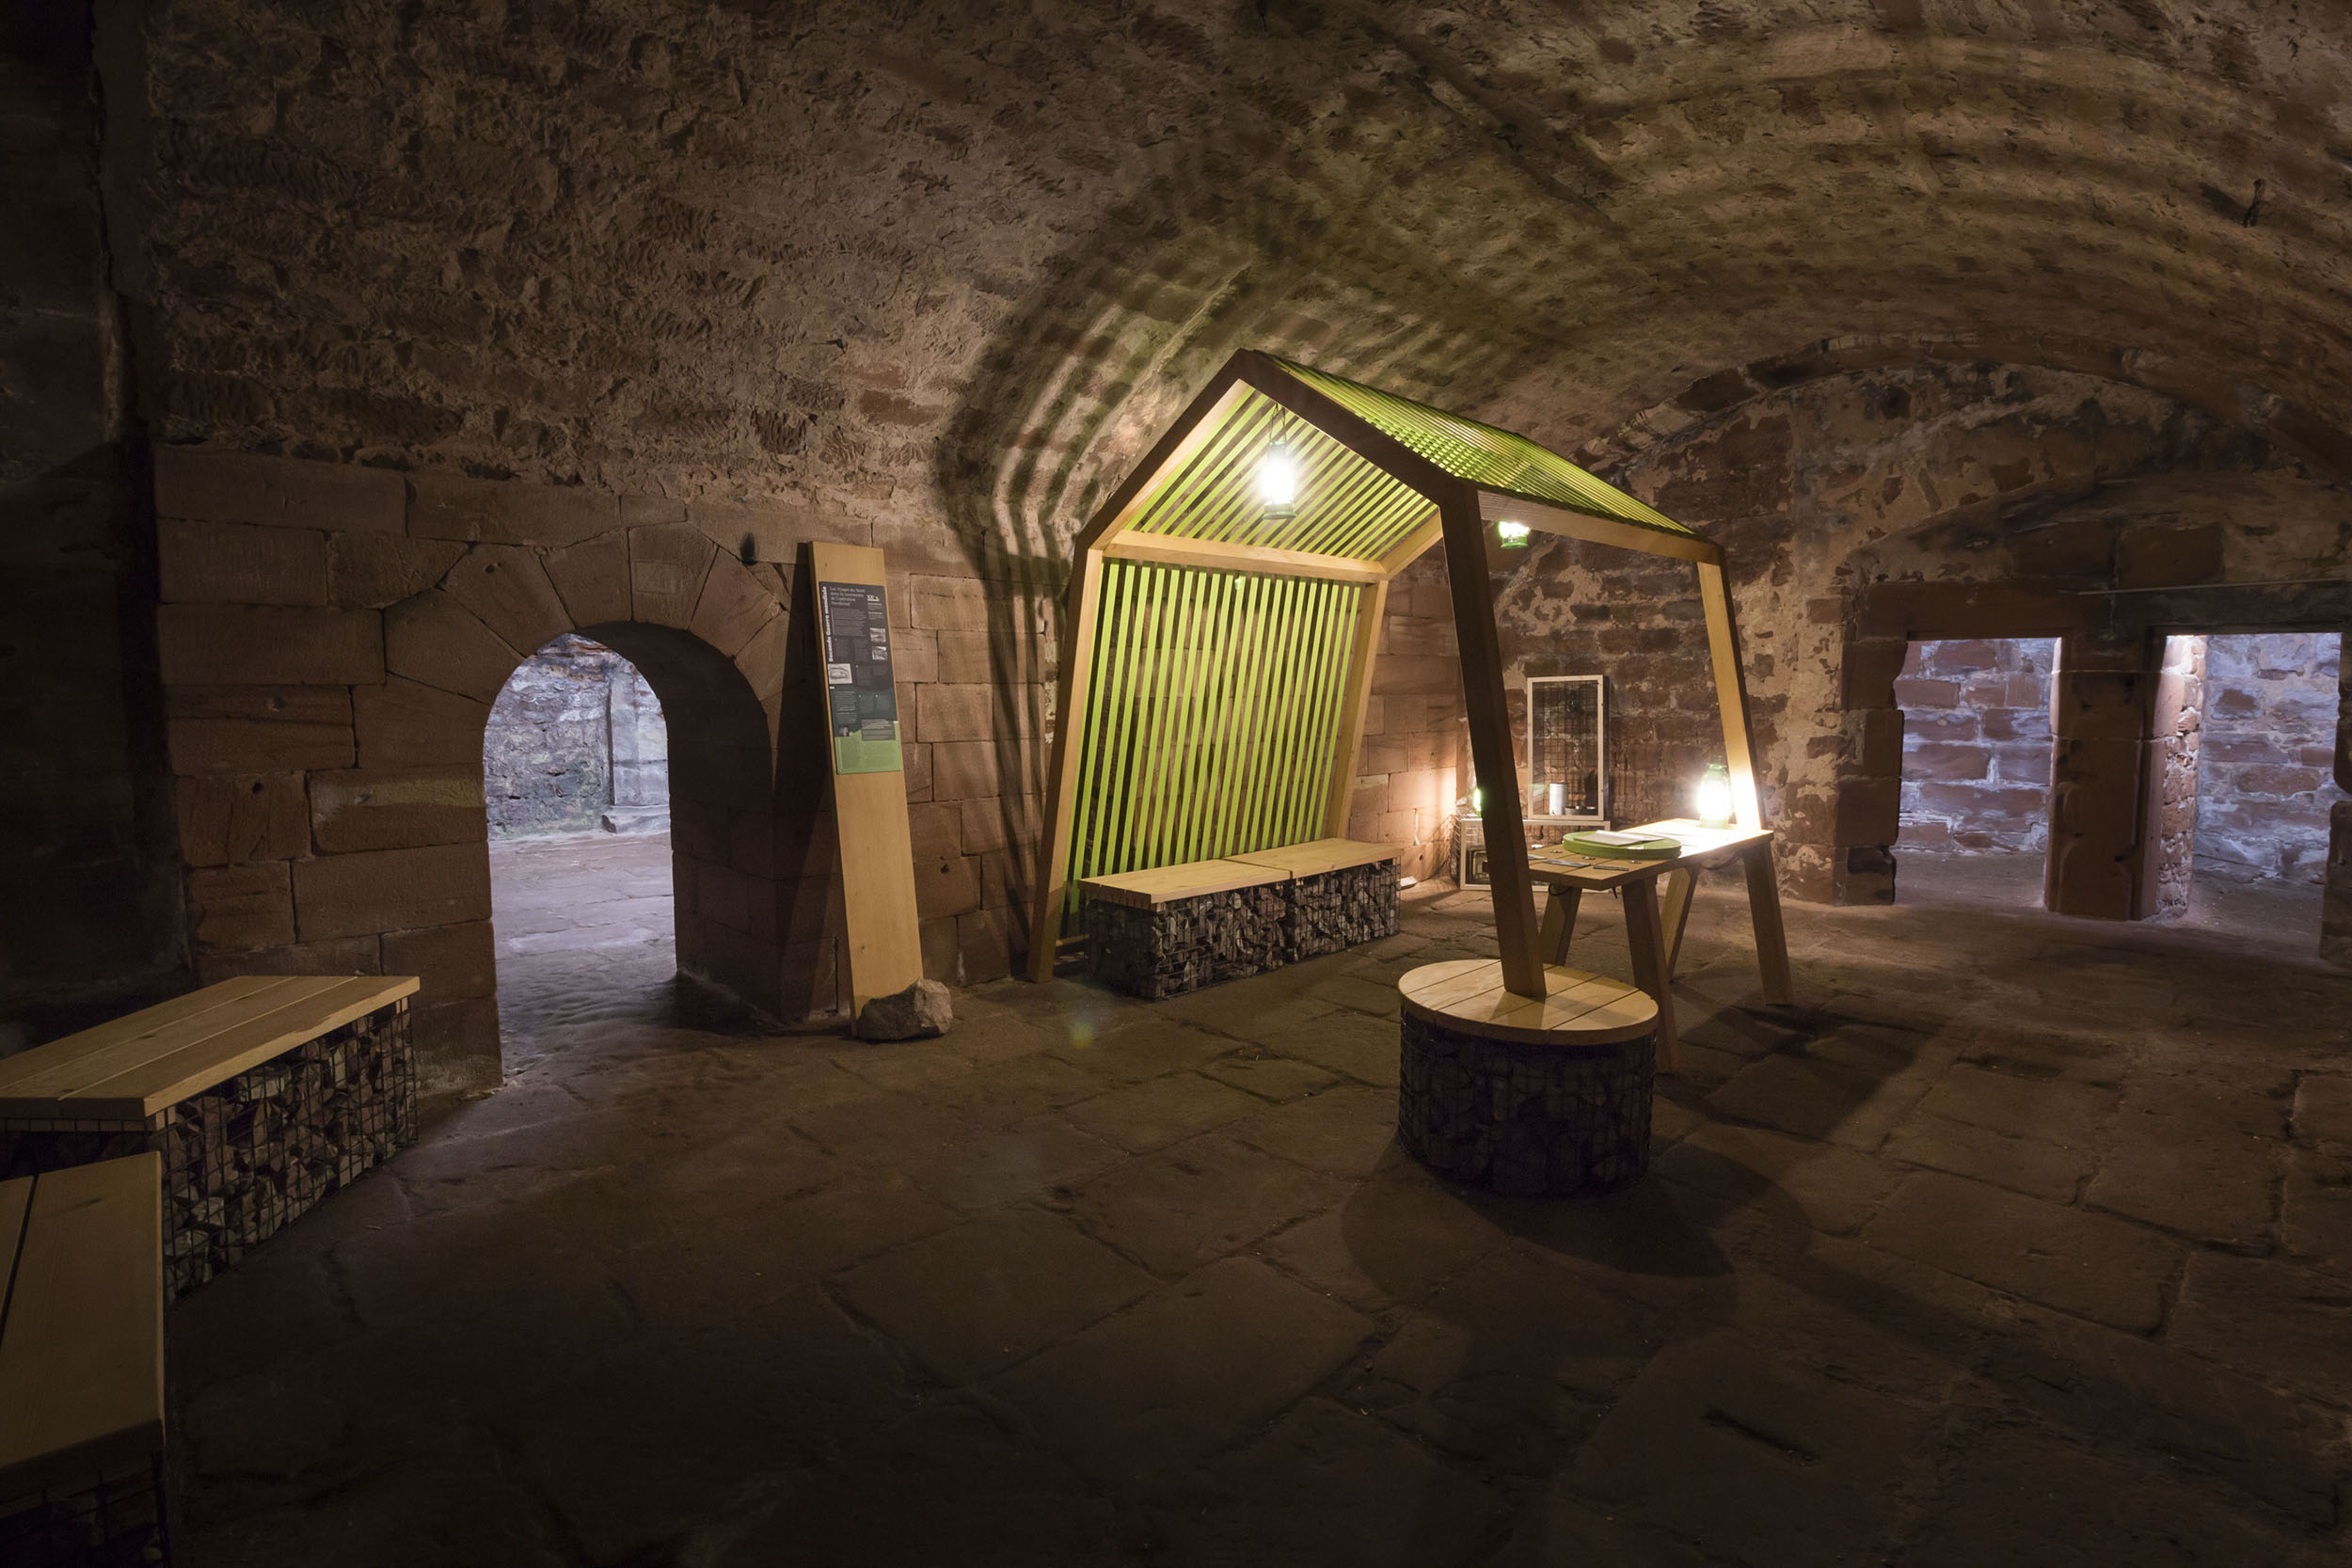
left=1558, top=831, right=1682, bottom=861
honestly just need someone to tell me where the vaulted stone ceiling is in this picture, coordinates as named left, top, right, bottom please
left=129, top=0, right=2351, bottom=570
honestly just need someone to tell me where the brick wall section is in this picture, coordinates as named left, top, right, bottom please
left=1895, top=639, right=2057, bottom=854
left=2196, top=634, right=2346, bottom=884
left=152, top=448, right=1049, bottom=1094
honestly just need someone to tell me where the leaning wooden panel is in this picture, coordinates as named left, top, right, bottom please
left=1027, top=548, right=1105, bottom=980
left=806, top=542, right=923, bottom=1011
left=0, top=1154, right=165, bottom=1499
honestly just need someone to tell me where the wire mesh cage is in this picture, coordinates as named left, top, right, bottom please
left=1526, top=675, right=1606, bottom=823
left=0, top=1458, right=170, bottom=1568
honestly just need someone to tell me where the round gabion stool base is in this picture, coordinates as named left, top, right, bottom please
left=1395, top=959, right=1659, bottom=1197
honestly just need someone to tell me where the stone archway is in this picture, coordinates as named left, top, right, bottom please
left=155, top=450, right=834, bottom=1100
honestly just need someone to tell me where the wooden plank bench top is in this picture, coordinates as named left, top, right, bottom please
left=1400, top=958, right=1658, bottom=1046
left=1078, top=859, right=1289, bottom=909
left=0, top=1152, right=165, bottom=1499
left=1225, top=837, right=1403, bottom=879
left=0, top=974, right=420, bottom=1123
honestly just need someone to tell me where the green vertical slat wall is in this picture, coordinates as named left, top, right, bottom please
left=1062, top=560, right=1363, bottom=925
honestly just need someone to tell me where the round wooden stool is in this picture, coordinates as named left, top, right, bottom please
left=1395, top=958, right=1659, bottom=1196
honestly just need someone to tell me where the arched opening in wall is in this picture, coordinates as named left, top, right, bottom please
left=484, top=635, right=676, bottom=1051
left=1893, top=638, right=2058, bottom=908
left=2184, top=632, right=2346, bottom=942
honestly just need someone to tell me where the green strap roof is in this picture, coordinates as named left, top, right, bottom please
left=1266, top=355, right=1692, bottom=537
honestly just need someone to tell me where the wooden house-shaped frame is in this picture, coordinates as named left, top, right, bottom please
left=1026, top=350, right=1766, bottom=1003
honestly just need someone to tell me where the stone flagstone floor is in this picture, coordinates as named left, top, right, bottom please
left=167, top=833, right=2352, bottom=1565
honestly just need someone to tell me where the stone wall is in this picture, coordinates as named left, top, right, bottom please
left=484, top=634, right=667, bottom=838
left=1347, top=554, right=1463, bottom=884
left=0, top=11, right=189, bottom=1051
left=2196, top=634, right=2345, bottom=884
left=1894, top=640, right=2058, bottom=855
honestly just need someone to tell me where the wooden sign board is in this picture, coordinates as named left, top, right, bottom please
left=804, top=542, right=923, bottom=1014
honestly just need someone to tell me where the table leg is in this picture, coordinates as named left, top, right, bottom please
left=1743, top=843, right=1795, bottom=1005
left=1538, top=885, right=1582, bottom=965
left=1623, top=878, right=1680, bottom=1072
left=1660, top=867, right=1697, bottom=978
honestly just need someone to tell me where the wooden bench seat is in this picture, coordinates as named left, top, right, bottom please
left=0, top=975, right=421, bottom=1298
left=1077, top=840, right=1403, bottom=997
left=0, top=1153, right=170, bottom=1562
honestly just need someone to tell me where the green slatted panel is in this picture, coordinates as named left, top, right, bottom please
left=1060, top=561, right=1365, bottom=924
left=1265, top=355, right=1693, bottom=537
left=1125, top=388, right=1433, bottom=561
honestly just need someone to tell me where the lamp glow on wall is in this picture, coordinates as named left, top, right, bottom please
left=1696, top=762, right=1734, bottom=828
left=1495, top=519, right=1531, bottom=547
left=1258, top=438, right=1298, bottom=522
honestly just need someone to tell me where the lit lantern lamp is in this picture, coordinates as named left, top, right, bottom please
left=1696, top=762, right=1735, bottom=829
left=1257, top=439, right=1298, bottom=522
left=1496, top=519, right=1531, bottom=547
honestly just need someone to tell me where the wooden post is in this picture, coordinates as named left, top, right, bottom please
left=1438, top=492, right=1543, bottom=997
left=1025, top=548, right=1105, bottom=981
left=1320, top=578, right=1390, bottom=836
left=804, top=543, right=924, bottom=1012
left=1695, top=555, right=1763, bottom=828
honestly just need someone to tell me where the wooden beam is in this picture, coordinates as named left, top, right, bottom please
left=1235, top=352, right=1466, bottom=508
left=1476, top=489, right=1721, bottom=565
left=1074, top=377, right=1251, bottom=555
left=1695, top=559, right=1764, bottom=828
left=1438, top=487, right=1545, bottom=997
left=1100, top=531, right=1388, bottom=585
left=1025, top=547, right=1105, bottom=981
left=1320, top=578, right=1390, bottom=835
left=805, top=542, right=924, bottom=1011
left=1375, top=509, right=1444, bottom=578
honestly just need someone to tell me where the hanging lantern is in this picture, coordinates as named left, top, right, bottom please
left=1257, top=439, right=1298, bottom=521
left=1496, top=520, right=1531, bottom=547
left=1695, top=762, right=1734, bottom=829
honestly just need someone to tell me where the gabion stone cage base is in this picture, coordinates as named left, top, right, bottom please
left=0, top=1004, right=417, bottom=1300
left=1085, top=885, right=1288, bottom=1000
left=0, top=1458, right=168, bottom=1568
left=1287, top=861, right=1398, bottom=960
left=1396, top=1010, right=1655, bottom=1196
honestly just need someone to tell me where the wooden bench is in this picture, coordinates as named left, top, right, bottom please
left=0, top=1152, right=172, bottom=1566
left=1395, top=958, right=1660, bottom=1196
left=1078, top=838, right=1402, bottom=998
left=0, top=974, right=421, bottom=1297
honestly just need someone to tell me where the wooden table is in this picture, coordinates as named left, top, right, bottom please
left=1520, top=818, right=1793, bottom=1070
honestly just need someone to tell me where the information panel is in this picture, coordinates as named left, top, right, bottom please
left=818, top=580, right=902, bottom=774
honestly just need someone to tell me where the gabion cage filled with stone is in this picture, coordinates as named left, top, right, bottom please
left=1396, top=1010, right=1655, bottom=1196
left=0, top=1006, right=417, bottom=1299
left=1083, top=885, right=1288, bottom=1000
left=0, top=1456, right=167, bottom=1568
left=1285, top=859, right=1399, bottom=961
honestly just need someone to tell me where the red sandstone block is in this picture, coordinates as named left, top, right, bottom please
left=908, top=579, right=992, bottom=633
left=918, top=684, right=1007, bottom=743
left=1924, top=640, right=1999, bottom=674
left=159, top=604, right=384, bottom=687
left=293, top=841, right=493, bottom=942
left=167, top=685, right=355, bottom=773
left=2117, top=523, right=2224, bottom=591
left=915, top=852, right=981, bottom=920
left=197, top=936, right=381, bottom=987
left=691, top=551, right=783, bottom=657
left=310, top=767, right=485, bottom=851
left=930, top=738, right=1033, bottom=801
left=696, top=861, right=754, bottom=934
left=868, top=515, right=971, bottom=579
left=408, top=469, right=620, bottom=547
left=442, top=545, right=572, bottom=657
left=543, top=533, right=632, bottom=627
left=958, top=906, right=1014, bottom=983
left=1384, top=616, right=1457, bottom=657
left=1892, top=676, right=1961, bottom=710
left=188, top=861, right=295, bottom=952
left=630, top=525, right=717, bottom=628
left=327, top=533, right=465, bottom=609
left=176, top=771, right=308, bottom=866
left=1907, top=742, right=1991, bottom=783
left=2051, top=673, right=2153, bottom=741
left=381, top=920, right=497, bottom=1002
left=1834, top=776, right=1901, bottom=845
left=734, top=611, right=795, bottom=699
left=1840, top=638, right=1911, bottom=708
left=908, top=801, right=963, bottom=862
left=160, top=518, right=327, bottom=605
left=385, top=593, right=518, bottom=703
left=2234, top=765, right=2328, bottom=800
left=353, top=676, right=489, bottom=768
left=901, top=740, right=932, bottom=803
left=963, top=795, right=1037, bottom=855
left=919, top=915, right=961, bottom=984
left=1854, top=708, right=1907, bottom=775
left=1373, top=655, right=1459, bottom=696
left=621, top=495, right=686, bottom=529
left=155, top=448, right=404, bottom=533
left=931, top=628, right=994, bottom=687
